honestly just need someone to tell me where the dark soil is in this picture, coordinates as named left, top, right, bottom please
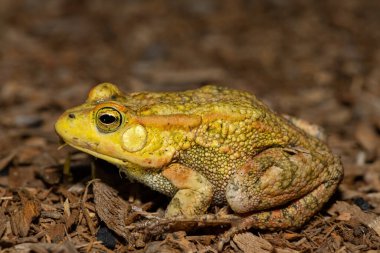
left=1, top=1, right=380, bottom=252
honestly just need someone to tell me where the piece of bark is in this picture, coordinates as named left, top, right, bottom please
left=145, top=231, right=197, bottom=253
left=0, top=150, right=17, bottom=172
left=232, top=232, right=273, bottom=253
left=328, top=201, right=380, bottom=236
left=93, top=181, right=132, bottom=239
left=354, top=122, right=379, bottom=160
left=13, top=241, right=79, bottom=253
left=46, top=223, right=66, bottom=243
left=0, top=210, right=8, bottom=239
left=8, top=166, right=37, bottom=188
left=10, top=190, right=41, bottom=237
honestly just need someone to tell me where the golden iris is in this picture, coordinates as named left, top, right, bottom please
left=96, top=107, right=122, bottom=133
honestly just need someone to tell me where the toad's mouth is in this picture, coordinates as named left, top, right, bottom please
left=61, top=138, right=127, bottom=166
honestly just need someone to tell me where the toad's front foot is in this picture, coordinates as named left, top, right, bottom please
left=162, top=163, right=213, bottom=218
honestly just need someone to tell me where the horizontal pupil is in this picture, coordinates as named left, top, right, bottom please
left=100, top=114, right=116, bottom=124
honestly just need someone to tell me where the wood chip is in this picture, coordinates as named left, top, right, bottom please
left=46, top=223, right=66, bottom=243
left=329, top=201, right=380, bottom=236
left=354, top=122, right=379, bottom=160
left=0, top=150, right=17, bottom=172
left=232, top=232, right=273, bottom=253
left=145, top=232, right=197, bottom=253
left=93, top=180, right=132, bottom=239
left=10, top=190, right=41, bottom=237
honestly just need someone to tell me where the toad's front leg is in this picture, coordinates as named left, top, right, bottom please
left=162, top=163, right=213, bottom=218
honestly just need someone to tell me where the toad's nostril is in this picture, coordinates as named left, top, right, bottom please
left=68, top=113, right=76, bottom=119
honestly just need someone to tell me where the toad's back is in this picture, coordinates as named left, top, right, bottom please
left=120, top=85, right=266, bottom=115
left=120, top=85, right=322, bottom=157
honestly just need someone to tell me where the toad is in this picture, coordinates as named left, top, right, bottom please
left=55, top=83, right=343, bottom=231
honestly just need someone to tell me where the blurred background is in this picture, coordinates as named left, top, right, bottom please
left=2, top=0, right=380, bottom=154
left=1, top=2, right=379, bottom=94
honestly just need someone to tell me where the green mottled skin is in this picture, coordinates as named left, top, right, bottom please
left=55, top=83, right=343, bottom=230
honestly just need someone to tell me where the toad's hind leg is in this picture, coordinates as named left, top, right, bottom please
left=226, top=147, right=342, bottom=226
left=218, top=179, right=340, bottom=250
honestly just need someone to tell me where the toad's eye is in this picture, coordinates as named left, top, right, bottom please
left=96, top=107, right=122, bottom=133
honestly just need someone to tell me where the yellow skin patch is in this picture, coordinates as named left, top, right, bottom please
left=55, top=83, right=343, bottom=231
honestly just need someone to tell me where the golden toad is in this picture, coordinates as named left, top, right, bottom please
left=55, top=83, right=343, bottom=229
